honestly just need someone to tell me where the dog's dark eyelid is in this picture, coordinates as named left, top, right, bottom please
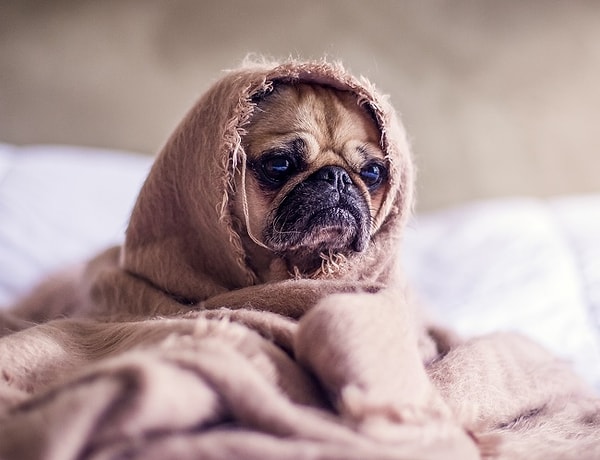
left=356, top=145, right=369, bottom=161
left=291, top=138, right=306, bottom=159
left=261, top=138, right=307, bottom=170
left=280, top=138, right=307, bottom=166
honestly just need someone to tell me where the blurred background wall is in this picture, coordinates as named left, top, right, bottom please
left=1, top=0, right=599, bottom=211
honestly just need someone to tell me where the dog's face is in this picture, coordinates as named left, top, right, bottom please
left=236, top=83, right=388, bottom=273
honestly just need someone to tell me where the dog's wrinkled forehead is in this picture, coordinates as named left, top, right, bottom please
left=245, top=83, right=385, bottom=168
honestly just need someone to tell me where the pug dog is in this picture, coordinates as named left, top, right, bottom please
left=233, top=83, right=389, bottom=283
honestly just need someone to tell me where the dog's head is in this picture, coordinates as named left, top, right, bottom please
left=234, top=83, right=390, bottom=276
left=122, top=59, right=414, bottom=302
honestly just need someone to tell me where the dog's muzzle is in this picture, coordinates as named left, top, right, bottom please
left=265, top=165, right=371, bottom=253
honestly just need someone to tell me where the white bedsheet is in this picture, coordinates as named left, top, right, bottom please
left=0, top=143, right=151, bottom=302
left=402, top=197, right=600, bottom=389
left=1, top=143, right=599, bottom=389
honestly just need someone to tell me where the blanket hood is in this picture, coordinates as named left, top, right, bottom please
left=121, top=59, right=415, bottom=303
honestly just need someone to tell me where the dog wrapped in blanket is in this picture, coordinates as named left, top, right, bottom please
left=1, top=58, right=599, bottom=460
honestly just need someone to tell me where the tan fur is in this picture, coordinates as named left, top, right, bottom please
left=235, top=83, right=387, bottom=282
left=241, top=83, right=387, bottom=218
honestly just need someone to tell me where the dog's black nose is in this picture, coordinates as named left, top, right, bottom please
left=311, top=166, right=352, bottom=191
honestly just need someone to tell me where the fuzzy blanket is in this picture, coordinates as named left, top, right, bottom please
left=1, top=59, right=599, bottom=459
left=2, top=294, right=599, bottom=459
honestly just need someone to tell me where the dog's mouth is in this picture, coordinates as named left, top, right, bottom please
left=300, top=206, right=367, bottom=252
left=264, top=185, right=371, bottom=255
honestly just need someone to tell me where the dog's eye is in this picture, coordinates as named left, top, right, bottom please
left=259, top=154, right=296, bottom=185
left=360, top=162, right=387, bottom=191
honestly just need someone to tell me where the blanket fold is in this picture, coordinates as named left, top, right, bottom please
left=0, top=314, right=479, bottom=460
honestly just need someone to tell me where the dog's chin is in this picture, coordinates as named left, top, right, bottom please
left=265, top=205, right=370, bottom=257
left=296, top=208, right=364, bottom=251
